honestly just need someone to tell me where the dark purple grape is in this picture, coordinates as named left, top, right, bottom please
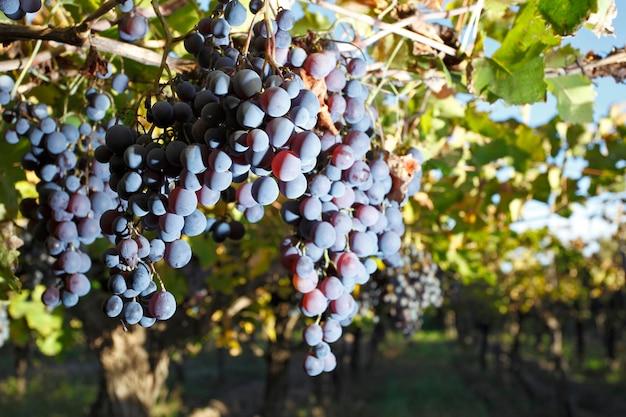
left=163, top=239, right=192, bottom=268
left=224, top=0, right=247, bottom=26
left=149, top=290, right=176, bottom=320
left=123, top=301, right=143, bottom=324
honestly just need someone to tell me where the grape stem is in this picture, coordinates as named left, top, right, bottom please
left=151, top=0, right=175, bottom=84
left=76, top=0, right=120, bottom=32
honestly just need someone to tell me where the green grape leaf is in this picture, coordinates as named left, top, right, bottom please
left=492, top=0, right=560, bottom=65
left=538, top=0, right=598, bottom=35
left=165, top=3, right=201, bottom=36
left=545, top=74, right=595, bottom=124
left=473, top=56, right=546, bottom=104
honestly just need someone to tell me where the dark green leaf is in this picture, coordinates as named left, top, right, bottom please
left=538, top=0, right=597, bottom=35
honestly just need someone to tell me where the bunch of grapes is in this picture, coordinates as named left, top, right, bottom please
left=3, top=97, right=118, bottom=309
left=2, top=0, right=427, bottom=373
left=379, top=248, right=443, bottom=337
left=0, top=0, right=42, bottom=20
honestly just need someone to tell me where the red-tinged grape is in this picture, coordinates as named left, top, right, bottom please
left=330, top=292, right=355, bottom=320
left=345, top=130, right=371, bottom=159
left=304, top=52, right=334, bottom=79
left=42, top=287, right=61, bottom=307
left=346, top=160, right=371, bottom=186
left=55, top=221, right=78, bottom=243
left=332, top=184, right=355, bottom=209
left=336, top=251, right=361, bottom=279
left=320, top=276, right=344, bottom=300
left=235, top=182, right=256, bottom=208
left=356, top=205, right=380, bottom=227
left=301, top=289, right=328, bottom=317
left=168, top=186, right=198, bottom=216
left=325, top=67, right=347, bottom=92
left=328, top=94, right=347, bottom=120
left=119, top=15, right=148, bottom=42
left=272, top=150, right=301, bottom=182
left=78, top=218, right=100, bottom=242
left=68, top=193, right=91, bottom=218
left=292, top=269, right=319, bottom=294
left=347, top=57, right=367, bottom=77
left=66, top=273, right=90, bottom=297
left=331, top=144, right=355, bottom=170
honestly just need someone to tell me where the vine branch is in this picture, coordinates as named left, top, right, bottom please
left=310, top=0, right=457, bottom=56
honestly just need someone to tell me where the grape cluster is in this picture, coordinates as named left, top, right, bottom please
left=183, top=2, right=422, bottom=375
left=380, top=248, right=443, bottom=337
left=3, top=100, right=115, bottom=309
left=0, top=0, right=42, bottom=20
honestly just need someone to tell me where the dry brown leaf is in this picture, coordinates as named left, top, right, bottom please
left=294, top=67, right=339, bottom=135
left=386, top=153, right=422, bottom=203
left=80, top=47, right=109, bottom=78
